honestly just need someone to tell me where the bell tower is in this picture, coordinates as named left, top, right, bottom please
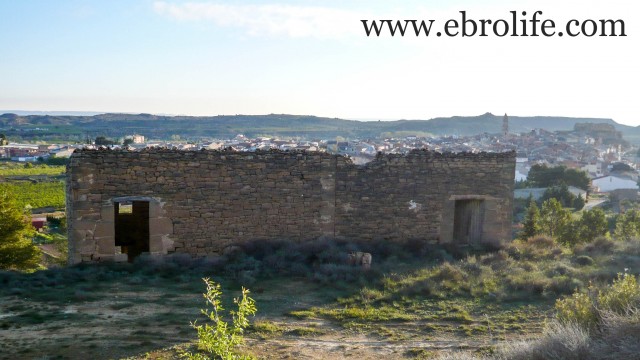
left=502, top=113, right=509, bottom=137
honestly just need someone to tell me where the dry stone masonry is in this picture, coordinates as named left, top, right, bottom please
left=66, top=149, right=515, bottom=263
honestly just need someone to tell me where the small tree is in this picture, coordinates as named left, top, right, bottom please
left=0, top=191, right=41, bottom=271
left=540, top=198, right=572, bottom=238
left=182, top=278, right=257, bottom=360
left=579, top=208, right=608, bottom=242
left=614, top=209, right=640, bottom=241
left=520, top=199, right=541, bottom=240
left=541, top=184, right=584, bottom=210
left=94, top=136, right=116, bottom=146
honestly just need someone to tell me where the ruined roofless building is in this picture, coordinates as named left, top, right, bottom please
left=66, top=149, right=516, bottom=264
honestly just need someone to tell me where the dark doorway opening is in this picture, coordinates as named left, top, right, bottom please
left=453, top=199, right=485, bottom=245
left=115, top=201, right=149, bottom=262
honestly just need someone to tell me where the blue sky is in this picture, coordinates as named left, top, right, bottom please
left=0, top=0, right=638, bottom=125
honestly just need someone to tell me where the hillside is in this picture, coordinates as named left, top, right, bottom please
left=1, top=112, right=638, bottom=143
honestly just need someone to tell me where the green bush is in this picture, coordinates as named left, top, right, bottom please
left=496, top=274, right=640, bottom=360
left=555, top=273, right=640, bottom=332
left=555, top=292, right=598, bottom=330
left=614, top=210, right=640, bottom=241
left=182, top=278, right=257, bottom=360
left=598, top=273, right=640, bottom=313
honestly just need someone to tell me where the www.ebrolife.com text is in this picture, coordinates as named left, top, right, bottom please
left=362, top=11, right=626, bottom=38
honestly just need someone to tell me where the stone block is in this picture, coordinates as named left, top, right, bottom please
left=72, top=221, right=96, bottom=231
left=150, top=217, right=174, bottom=235
left=149, top=235, right=165, bottom=253
left=149, top=202, right=163, bottom=218
left=162, top=235, right=175, bottom=252
left=100, top=206, right=114, bottom=222
left=96, top=236, right=115, bottom=253
left=94, top=222, right=114, bottom=238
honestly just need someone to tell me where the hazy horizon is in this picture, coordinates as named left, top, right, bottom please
left=0, top=110, right=620, bottom=124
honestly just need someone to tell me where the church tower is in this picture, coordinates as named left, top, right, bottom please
left=502, top=113, right=509, bottom=137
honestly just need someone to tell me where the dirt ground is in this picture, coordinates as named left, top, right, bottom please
left=0, top=267, right=546, bottom=360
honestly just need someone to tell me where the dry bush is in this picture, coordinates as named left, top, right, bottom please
left=496, top=320, right=590, bottom=360
left=527, top=235, right=557, bottom=249
left=435, top=352, right=485, bottom=360
left=574, top=236, right=616, bottom=257
left=432, top=262, right=468, bottom=283
left=620, top=239, right=640, bottom=256
left=504, top=236, right=562, bottom=262
left=496, top=309, right=640, bottom=360
left=547, top=276, right=584, bottom=296
left=591, top=310, right=640, bottom=359
left=479, top=250, right=514, bottom=271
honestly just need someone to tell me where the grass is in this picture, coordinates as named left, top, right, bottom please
left=3, top=235, right=640, bottom=359
left=0, top=163, right=65, bottom=176
left=250, top=319, right=286, bottom=336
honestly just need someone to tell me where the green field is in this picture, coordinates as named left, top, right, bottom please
left=0, top=163, right=65, bottom=177
left=0, top=163, right=66, bottom=210
left=0, top=181, right=65, bottom=209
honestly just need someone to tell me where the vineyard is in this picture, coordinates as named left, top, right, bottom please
left=0, top=181, right=65, bottom=209
left=0, top=163, right=66, bottom=210
left=0, top=163, right=65, bottom=176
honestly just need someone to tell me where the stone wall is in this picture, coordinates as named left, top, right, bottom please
left=67, top=149, right=515, bottom=263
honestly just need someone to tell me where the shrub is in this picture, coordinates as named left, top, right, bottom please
left=620, top=239, right=640, bottom=256
left=432, top=262, right=467, bottom=283
left=498, top=278, right=640, bottom=360
left=555, top=273, right=640, bottom=332
left=548, top=276, right=583, bottom=295
left=592, top=310, right=640, bottom=358
left=615, top=210, right=640, bottom=241
left=505, top=269, right=549, bottom=296
left=574, top=255, right=594, bottom=266
left=479, top=250, right=513, bottom=271
left=597, top=273, right=640, bottom=313
left=182, top=278, right=257, bottom=360
left=555, top=292, right=598, bottom=330
left=497, top=320, right=590, bottom=360
left=574, top=236, right=616, bottom=257
left=505, top=236, right=562, bottom=261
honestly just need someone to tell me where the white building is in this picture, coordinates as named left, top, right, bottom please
left=592, top=175, right=638, bottom=192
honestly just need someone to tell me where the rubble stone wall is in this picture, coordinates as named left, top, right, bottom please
left=67, top=149, right=515, bottom=263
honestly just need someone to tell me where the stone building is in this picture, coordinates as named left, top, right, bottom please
left=66, top=149, right=516, bottom=263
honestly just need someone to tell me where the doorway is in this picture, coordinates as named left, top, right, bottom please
left=114, top=200, right=150, bottom=261
left=453, top=199, right=485, bottom=245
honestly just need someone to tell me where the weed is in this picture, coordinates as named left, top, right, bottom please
left=181, top=278, right=257, bottom=360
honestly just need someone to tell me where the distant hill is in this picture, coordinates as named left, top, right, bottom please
left=1, top=112, right=639, bottom=143
left=0, top=110, right=105, bottom=117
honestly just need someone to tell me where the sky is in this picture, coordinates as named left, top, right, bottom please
left=0, top=0, right=638, bottom=125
